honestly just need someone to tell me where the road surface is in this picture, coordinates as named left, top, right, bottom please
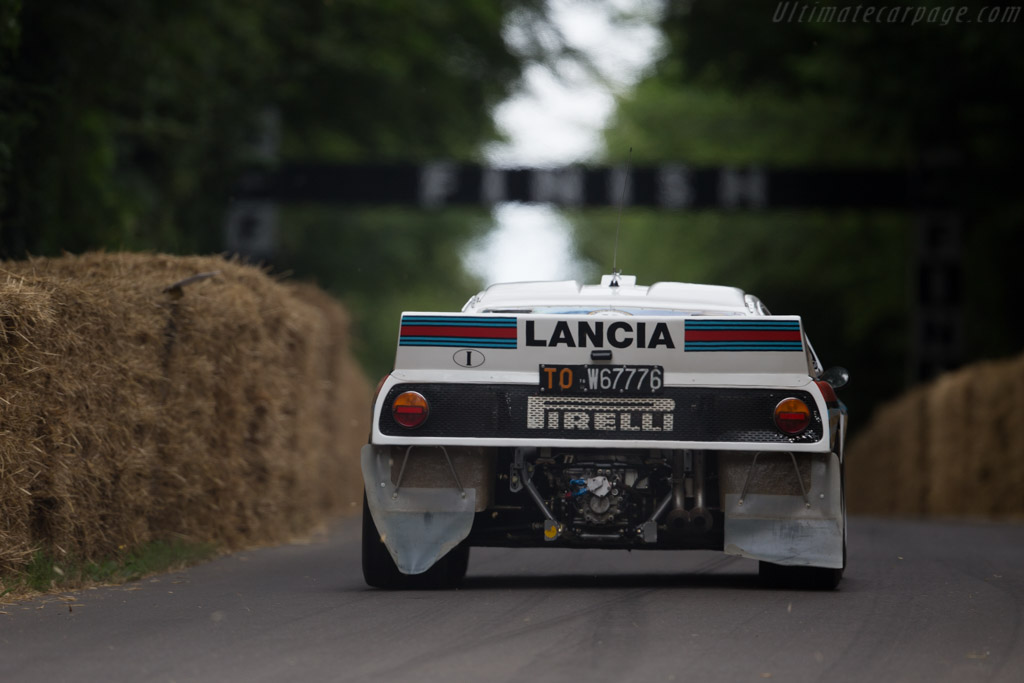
left=2, top=517, right=1022, bottom=682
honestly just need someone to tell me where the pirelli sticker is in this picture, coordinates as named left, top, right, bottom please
left=526, top=396, right=676, bottom=433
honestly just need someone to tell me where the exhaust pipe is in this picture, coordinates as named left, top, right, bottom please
left=665, top=451, right=691, bottom=528
left=688, top=450, right=714, bottom=531
left=664, top=450, right=714, bottom=532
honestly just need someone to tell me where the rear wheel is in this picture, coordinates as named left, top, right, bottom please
left=759, top=535, right=847, bottom=591
left=361, top=492, right=470, bottom=589
left=438, top=543, right=470, bottom=587
left=758, top=561, right=843, bottom=590
left=760, top=450, right=847, bottom=590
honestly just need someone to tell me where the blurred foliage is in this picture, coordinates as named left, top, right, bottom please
left=596, top=0, right=1024, bottom=421
left=604, top=82, right=911, bottom=166
left=279, top=206, right=492, bottom=377
left=5, top=0, right=1021, bottom=413
left=0, top=0, right=21, bottom=216
left=0, top=0, right=567, bottom=378
left=609, top=0, right=1024, bottom=174
left=0, top=0, right=559, bottom=256
left=572, top=210, right=914, bottom=416
left=660, top=0, right=1024, bottom=166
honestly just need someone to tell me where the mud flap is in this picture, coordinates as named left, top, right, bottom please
left=722, top=452, right=845, bottom=569
left=361, top=444, right=476, bottom=575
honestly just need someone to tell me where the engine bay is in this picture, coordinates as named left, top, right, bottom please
left=467, top=447, right=725, bottom=549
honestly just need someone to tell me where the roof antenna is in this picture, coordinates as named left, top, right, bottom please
left=610, top=147, right=632, bottom=288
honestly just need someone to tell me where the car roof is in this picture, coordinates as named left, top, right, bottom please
left=462, top=274, right=757, bottom=315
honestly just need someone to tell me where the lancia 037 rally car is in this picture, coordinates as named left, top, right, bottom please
left=361, top=273, right=848, bottom=589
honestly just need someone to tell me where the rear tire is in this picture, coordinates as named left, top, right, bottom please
left=758, top=561, right=843, bottom=590
left=437, top=542, right=470, bottom=587
left=361, top=492, right=470, bottom=589
left=759, top=450, right=847, bottom=590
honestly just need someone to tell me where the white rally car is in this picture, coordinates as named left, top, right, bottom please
left=361, top=273, right=848, bottom=589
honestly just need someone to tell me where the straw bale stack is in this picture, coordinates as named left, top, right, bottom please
left=847, top=351, right=1024, bottom=518
left=0, top=253, right=369, bottom=575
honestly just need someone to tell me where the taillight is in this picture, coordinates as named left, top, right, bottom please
left=392, top=391, right=429, bottom=428
left=814, top=380, right=838, bottom=404
left=774, top=397, right=811, bottom=435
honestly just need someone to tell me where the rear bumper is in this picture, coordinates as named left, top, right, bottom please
left=362, top=443, right=845, bottom=574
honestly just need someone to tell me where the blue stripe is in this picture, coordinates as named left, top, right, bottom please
left=685, top=350, right=804, bottom=353
left=686, top=343, right=804, bottom=351
left=686, top=340, right=804, bottom=346
left=402, top=321, right=517, bottom=328
left=403, top=315, right=516, bottom=321
left=400, top=340, right=517, bottom=348
left=400, top=334, right=514, bottom=341
left=686, top=322, right=800, bottom=330
left=402, top=318, right=517, bottom=324
left=402, top=316, right=517, bottom=326
left=685, top=325, right=801, bottom=330
left=686, top=319, right=799, bottom=324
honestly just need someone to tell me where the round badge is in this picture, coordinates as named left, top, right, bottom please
left=453, top=349, right=486, bottom=368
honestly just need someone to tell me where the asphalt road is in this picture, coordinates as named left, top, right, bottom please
left=2, top=517, right=1022, bottom=683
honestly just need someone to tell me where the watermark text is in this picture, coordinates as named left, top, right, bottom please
left=773, top=3, right=1021, bottom=25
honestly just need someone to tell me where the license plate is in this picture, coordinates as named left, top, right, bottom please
left=538, top=364, right=664, bottom=395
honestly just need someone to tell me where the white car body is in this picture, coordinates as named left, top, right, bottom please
left=361, top=274, right=848, bottom=589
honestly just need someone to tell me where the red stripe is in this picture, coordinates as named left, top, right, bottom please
left=394, top=406, right=425, bottom=414
left=401, top=325, right=517, bottom=339
left=685, top=330, right=802, bottom=341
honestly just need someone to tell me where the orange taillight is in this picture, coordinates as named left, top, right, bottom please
left=774, top=397, right=811, bottom=435
left=392, top=391, right=429, bottom=428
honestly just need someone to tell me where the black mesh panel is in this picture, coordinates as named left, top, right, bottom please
left=379, top=384, right=823, bottom=444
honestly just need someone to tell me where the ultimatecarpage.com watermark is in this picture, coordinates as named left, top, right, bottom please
left=773, top=3, right=1021, bottom=25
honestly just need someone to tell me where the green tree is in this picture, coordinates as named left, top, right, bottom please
left=279, top=206, right=493, bottom=377
left=0, top=0, right=561, bottom=255
left=594, top=0, right=1024, bottom=421
left=654, top=0, right=1023, bottom=167
left=0, top=1, right=570, bottom=378
left=0, top=0, right=23, bottom=230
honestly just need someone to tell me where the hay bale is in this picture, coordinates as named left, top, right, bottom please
left=979, top=355, right=1024, bottom=515
left=846, top=387, right=930, bottom=516
left=847, top=350, right=1024, bottom=519
left=938, top=355, right=1024, bottom=517
left=924, top=370, right=974, bottom=515
left=0, top=253, right=369, bottom=575
left=286, top=281, right=372, bottom=514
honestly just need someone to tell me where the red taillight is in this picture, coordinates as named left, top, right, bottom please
left=814, top=380, right=838, bottom=404
left=774, top=397, right=811, bottom=435
left=392, top=391, right=429, bottom=428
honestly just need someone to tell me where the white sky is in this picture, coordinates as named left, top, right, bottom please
left=462, top=0, right=663, bottom=287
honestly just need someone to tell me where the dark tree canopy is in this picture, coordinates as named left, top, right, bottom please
left=641, top=0, right=1024, bottom=168
left=0, top=0, right=571, bottom=376
left=0, top=0, right=560, bottom=256
left=594, top=0, right=1024, bottom=421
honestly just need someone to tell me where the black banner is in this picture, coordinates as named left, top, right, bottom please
left=233, top=163, right=940, bottom=210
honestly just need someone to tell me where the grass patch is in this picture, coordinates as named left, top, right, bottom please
left=2, top=539, right=218, bottom=597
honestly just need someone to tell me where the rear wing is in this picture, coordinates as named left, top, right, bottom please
left=394, top=312, right=814, bottom=379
